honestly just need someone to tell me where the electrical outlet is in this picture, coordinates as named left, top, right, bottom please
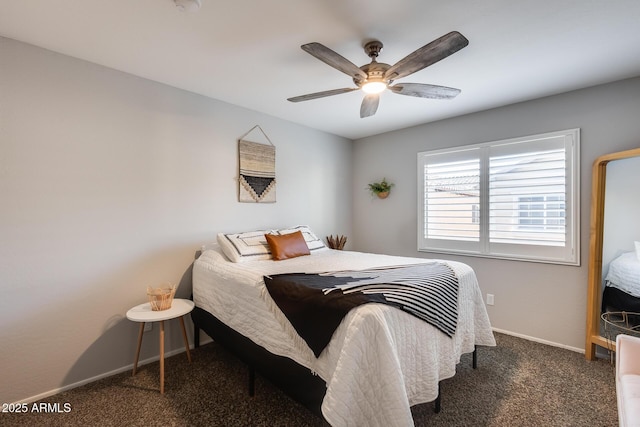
left=486, top=294, right=495, bottom=306
left=144, top=323, right=152, bottom=332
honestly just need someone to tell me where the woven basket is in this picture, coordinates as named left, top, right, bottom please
left=147, top=284, right=176, bottom=311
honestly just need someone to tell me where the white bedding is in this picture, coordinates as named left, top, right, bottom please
left=606, top=252, right=640, bottom=298
left=192, top=247, right=495, bottom=427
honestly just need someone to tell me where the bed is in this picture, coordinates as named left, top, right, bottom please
left=191, top=226, right=496, bottom=427
left=603, top=251, right=640, bottom=316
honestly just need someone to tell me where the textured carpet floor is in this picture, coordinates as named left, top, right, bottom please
left=0, top=332, right=617, bottom=426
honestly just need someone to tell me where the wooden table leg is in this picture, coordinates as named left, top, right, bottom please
left=160, top=320, right=165, bottom=394
left=132, top=323, right=145, bottom=376
left=179, top=316, right=192, bottom=363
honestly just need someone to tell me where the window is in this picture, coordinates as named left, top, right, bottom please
left=417, top=129, right=579, bottom=265
left=517, top=196, right=565, bottom=229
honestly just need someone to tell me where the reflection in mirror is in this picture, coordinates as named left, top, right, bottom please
left=599, top=156, right=640, bottom=352
left=586, top=147, right=640, bottom=361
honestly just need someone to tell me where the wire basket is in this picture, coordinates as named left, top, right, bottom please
left=601, top=311, right=640, bottom=362
left=147, top=284, right=176, bottom=311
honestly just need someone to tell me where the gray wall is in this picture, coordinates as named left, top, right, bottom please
left=352, top=76, right=640, bottom=351
left=0, top=37, right=352, bottom=403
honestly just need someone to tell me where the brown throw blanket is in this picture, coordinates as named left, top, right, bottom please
left=264, top=263, right=459, bottom=357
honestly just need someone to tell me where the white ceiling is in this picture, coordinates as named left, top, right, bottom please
left=2, top=0, right=640, bottom=140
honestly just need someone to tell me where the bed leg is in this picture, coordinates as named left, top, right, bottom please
left=248, top=366, right=255, bottom=397
left=472, top=345, right=478, bottom=369
left=434, top=382, right=441, bottom=413
left=194, top=325, right=200, bottom=348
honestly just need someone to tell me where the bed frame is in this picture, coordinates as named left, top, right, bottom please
left=602, top=286, right=640, bottom=320
left=191, top=304, right=478, bottom=418
left=191, top=305, right=326, bottom=415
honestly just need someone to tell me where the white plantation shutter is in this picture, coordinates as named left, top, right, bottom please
left=418, top=129, right=579, bottom=265
left=425, top=158, right=480, bottom=241
left=420, top=147, right=481, bottom=254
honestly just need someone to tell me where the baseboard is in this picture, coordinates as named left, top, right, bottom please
left=492, top=327, right=584, bottom=354
left=16, top=338, right=211, bottom=405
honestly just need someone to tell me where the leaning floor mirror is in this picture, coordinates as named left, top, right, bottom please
left=586, top=147, right=640, bottom=360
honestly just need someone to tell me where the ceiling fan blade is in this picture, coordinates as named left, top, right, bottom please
left=384, top=31, right=469, bottom=81
left=360, top=94, right=379, bottom=118
left=389, top=83, right=461, bottom=99
left=287, top=87, right=358, bottom=103
left=301, top=43, right=368, bottom=80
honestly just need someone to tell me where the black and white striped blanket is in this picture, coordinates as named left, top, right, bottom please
left=264, top=262, right=459, bottom=357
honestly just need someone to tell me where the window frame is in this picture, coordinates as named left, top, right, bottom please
left=417, top=129, right=580, bottom=266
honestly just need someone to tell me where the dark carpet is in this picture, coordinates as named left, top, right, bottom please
left=0, top=333, right=617, bottom=426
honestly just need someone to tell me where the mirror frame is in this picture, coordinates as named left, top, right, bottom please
left=585, top=147, right=640, bottom=360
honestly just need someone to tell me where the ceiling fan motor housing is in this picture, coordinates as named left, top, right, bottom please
left=356, top=62, right=391, bottom=87
left=356, top=41, right=391, bottom=87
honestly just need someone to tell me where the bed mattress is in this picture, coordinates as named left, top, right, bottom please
left=606, top=252, right=640, bottom=298
left=192, top=247, right=495, bottom=427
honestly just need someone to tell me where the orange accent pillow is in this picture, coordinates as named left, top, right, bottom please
left=265, top=231, right=310, bottom=261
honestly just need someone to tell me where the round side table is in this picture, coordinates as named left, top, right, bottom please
left=126, top=298, right=195, bottom=394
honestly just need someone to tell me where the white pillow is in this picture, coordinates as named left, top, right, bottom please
left=277, top=225, right=327, bottom=252
left=635, top=241, right=640, bottom=261
left=217, top=230, right=275, bottom=263
left=200, top=242, right=220, bottom=253
left=200, top=244, right=230, bottom=263
left=217, top=225, right=327, bottom=263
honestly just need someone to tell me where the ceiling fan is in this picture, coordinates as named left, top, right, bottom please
left=287, top=31, right=469, bottom=118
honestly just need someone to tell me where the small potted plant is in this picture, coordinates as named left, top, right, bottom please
left=368, top=178, right=394, bottom=199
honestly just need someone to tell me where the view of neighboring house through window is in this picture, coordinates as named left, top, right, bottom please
left=417, top=129, right=580, bottom=265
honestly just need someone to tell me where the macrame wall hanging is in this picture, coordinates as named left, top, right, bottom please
left=238, top=125, right=276, bottom=203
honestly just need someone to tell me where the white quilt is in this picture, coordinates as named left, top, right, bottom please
left=192, top=247, right=495, bottom=427
left=606, top=252, right=640, bottom=298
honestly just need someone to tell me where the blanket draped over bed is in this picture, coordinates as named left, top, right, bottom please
left=264, top=263, right=459, bottom=357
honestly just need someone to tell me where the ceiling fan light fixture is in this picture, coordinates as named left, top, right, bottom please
left=361, top=81, right=387, bottom=94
